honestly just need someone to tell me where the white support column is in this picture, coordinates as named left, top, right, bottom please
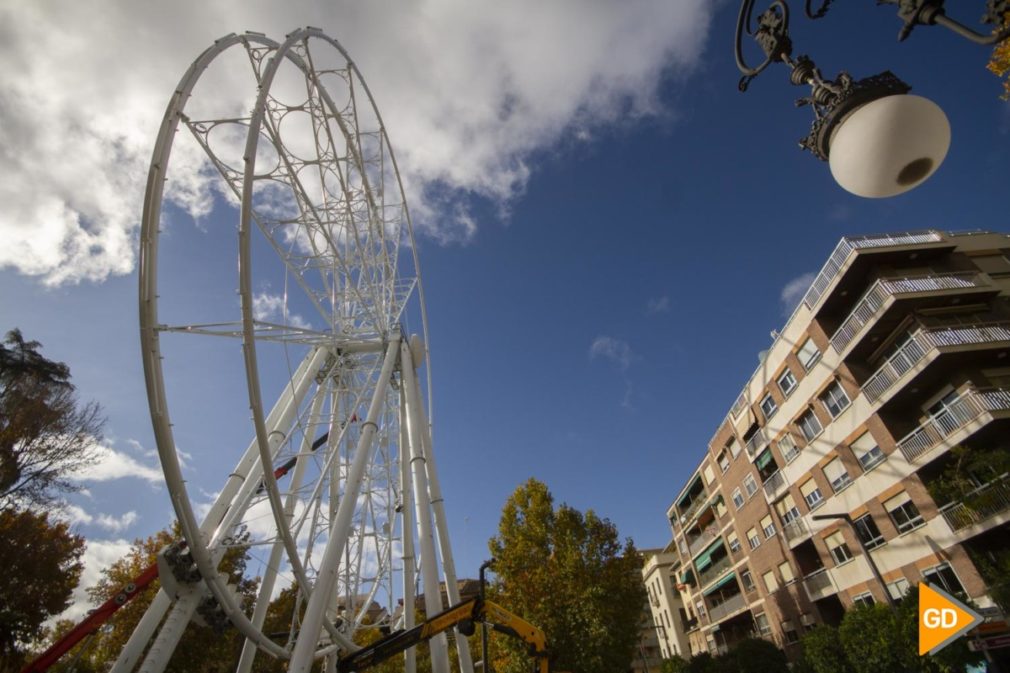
left=235, top=387, right=328, bottom=673
left=408, top=349, right=474, bottom=673
left=137, top=590, right=203, bottom=673
left=398, top=389, right=417, bottom=673
left=120, top=347, right=328, bottom=673
left=287, top=336, right=401, bottom=673
left=400, top=339, right=450, bottom=673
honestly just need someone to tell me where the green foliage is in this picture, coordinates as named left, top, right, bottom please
left=967, top=547, right=1010, bottom=614
left=0, top=508, right=85, bottom=669
left=926, top=445, right=1010, bottom=510
left=720, top=637, right=788, bottom=673
left=989, top=13, right=1010, bottom=99
left=487, top=478, right=646, bottom=673
left=893, top=586, right=982, bottom=673
left=661, top=654, right=690, bottom=673
left=0, top=328, right=103, bottom=510
left=799, top=624, right=852, bottom=673
left=684, top=651, right=718, bottom=673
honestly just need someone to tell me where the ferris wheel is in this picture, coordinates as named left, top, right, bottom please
left=132, top=27, right=470, bottom=673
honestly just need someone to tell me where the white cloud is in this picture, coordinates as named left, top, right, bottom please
left=780, top=272, right=817, bottom=317
left=76, top=440, right=163, bottom=483
left=252, top=291, right=312, bottom=330
left=58, top=538, right=134, bottom=622
left=0, top=0, right=713, bottom=285
left=646, top=296, right=670, bottom=314
left=589, top=336, right=634, bottom=372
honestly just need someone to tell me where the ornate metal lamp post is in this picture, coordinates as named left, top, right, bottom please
left=735, top=0, right=1010, bottom=198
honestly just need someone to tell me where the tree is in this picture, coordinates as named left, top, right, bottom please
left=660, top=654, right=689, bottom=673
left=0, top=508, right=85, bottom=670
left=798, top=624, right=851, bottom=673
left=487, top=478, right=645, bottom=673
left=989, top=12, right=1010, bottom=99
left=719, top=637, right=789, bottom=673
left=0, top=328, right=103, bottom=510
left=52, top=525, right=257, bottom=673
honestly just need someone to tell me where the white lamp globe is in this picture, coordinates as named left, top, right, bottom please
left=827, top=94, right=950, bottom=198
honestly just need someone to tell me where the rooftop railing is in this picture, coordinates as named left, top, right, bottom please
left=802, top=231, right=944, bottom=310
left=898, top=388, right=1010, bottom=463
left=863, top=322, right=1010, bottom=402
left=940, top=478, right=1010, bottom=532
left=830, top=272, right=988, bottom=353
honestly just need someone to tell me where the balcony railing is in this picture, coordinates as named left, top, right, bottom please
left=898, top=388, right=1010, bottom=463
left=745, top=427, right=768, bottom=457
left=708, top=591, right=747, bottom=623
left=941, top=478, right=1010, bottom=532
left=802, top=231, right=944, bottom=310
left=687, top=524, right=720, bottom=558
left=763, top=470, right=787, bottom=499
left=830, top=272, right=988, bottom=353
left=730, top=391, right=748, bottom=419
left=802, top=568, right=837, bottom=602
left=678, top=492, right=708, bottom=525
left=863, top=322, right=1010, bottom=402
left=697, top=554, right=734, bottom=589
left=782, top=518, right=811, bottom=545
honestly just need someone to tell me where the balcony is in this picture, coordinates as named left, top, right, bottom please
left=763, top=470, right=787, bottom=500
left=697, top=554, right=734, bottom=589
left=782, top=518, right=811, bottom=546
left=830, top=272, right=989, bottom=353
left=802, top=230, right=945, bottom=310
left=802, top=568, right=837, bottom=602
left=898, top=388, right=1010, bottom=463
left=677, top=492, right=709, bottom=526
left=940, top=478, right=1010, bottom=532
left=745, top=427, right=768, bottom=457
left=687, top=523, right=720, bottom=558
left=862, top=322, right=1010, bottom=402
left=708, top=592, right=747, bottom=623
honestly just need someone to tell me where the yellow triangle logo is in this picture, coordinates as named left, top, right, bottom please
left=919, top=582, right=983, bottom=656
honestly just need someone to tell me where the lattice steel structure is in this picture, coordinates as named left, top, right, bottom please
left=132, top=27, right=470, bottom=673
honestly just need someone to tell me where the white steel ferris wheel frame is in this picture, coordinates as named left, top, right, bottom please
left=134, top=27, right=471, bottom=673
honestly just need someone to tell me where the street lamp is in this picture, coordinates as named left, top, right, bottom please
left=811, top=512, right=896, bottom=606
left=735, top=0, right=1010, bottom=198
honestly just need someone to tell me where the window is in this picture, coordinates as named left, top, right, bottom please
left=798, top=338, right=821, bottom=371
left=728, top=438, right=741, bottom=459
left=801, top=479, right=824, bottom=510
left=851, top=431, right=884, bottom=471
left=775, top=494, right=801, bottom=524
left=825, top=531, right=853, bottom=565
left=728, top=532, right=742, bottom=553
left=885, top=493, right=925, bottom=534
left=761, top=515, right=776, bottom=540
left=695, top=600, right=706, bottom=618
left=732, top=488, right=745, bottom=510
left=747, top=527, right=761, bottom=550
left=798, top=409, right=823, bottom=441
left=923, top=563, right=966, bottom=597
left=779, top=561, right=795, bottom=584
left=760, top=394, right=778, bottom=420
left=782, top=620, right=799, bottom=644
left=763, top=571, right=779, bottom=593
left=754, top=612, right=772, bottom=636
left=778, top=369, right=798, bottom=397
left=887, top=578, right=911, bottom=601
left=744, top=474, right=758, bottom=498
left=718, top=451, right=730, bottom=473
left=853, top=514, right=885, bottom=550
left=823, top=457, right=852, bottom=493
left=779, top=434, right=800, bottom=463
left=741, top=569, right=756, bottom=592
left=820, top=380, right=851, bottom=418
left=852, top=592, right=875, bottom=608
left=703, top=464, right=716, bottom=486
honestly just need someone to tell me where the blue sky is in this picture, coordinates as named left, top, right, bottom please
left=1, top=1, right=1008, bottom=618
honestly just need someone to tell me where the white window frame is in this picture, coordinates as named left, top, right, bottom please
left=827, top=538, right=853, bottom=566
left=922, top=563, right=966, bottom=596
left=802, top=483, right=824, bottom=510
left=778, top=369, right=798, bottom=397
left=761, top=517, right=776, bottom=540
left=754, top=612, right=772, bottom=636
left=743, top=474, right=758, bottom=498
left=732, top=488, right=744, bottom=510
left=779, top=434, right=800, bottom=463
left=798, top=409, right=823, bottom=442
left=823, top=458, right=852, bottom=493
left=888, top=499, right=925, bottom=534
left=853, top=513, right=885, bottom=550
left=887, top=578, right=911, bottom=601
left=760, top=394, right=778, bottom=420
left=821, top=381, right=851, bottom=419
left=747, top=529, right=761, bottom=550
left=740, top=569, right=756, bottom=592
left=852, top=592, right=875, bottom=608
left=718, top=451, right=730, bottom=473
left=798, top=338, right=821, bottom=371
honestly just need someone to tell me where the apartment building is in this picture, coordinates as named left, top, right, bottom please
left=645, top=229, right=1010, bottom=659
